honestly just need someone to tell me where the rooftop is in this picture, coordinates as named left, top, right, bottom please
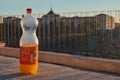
left=47, top=8, right=54, bottom=15
left=0, top=55, right=120, bottom=80
left=0, top=46, right=120, bottom=80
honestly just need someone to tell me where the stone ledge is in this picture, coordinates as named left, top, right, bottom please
left=0, top=47, right=120, bottom=74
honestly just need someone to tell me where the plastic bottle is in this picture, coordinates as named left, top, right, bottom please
left=20, top=8, right=39, bottom=74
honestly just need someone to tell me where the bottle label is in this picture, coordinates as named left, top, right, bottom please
left=20, top=45, right=38, bottom=64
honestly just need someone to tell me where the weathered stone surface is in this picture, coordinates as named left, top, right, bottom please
left=0, top=47, right=120, bottom=74
left=0, top=56, right=120, bottom=80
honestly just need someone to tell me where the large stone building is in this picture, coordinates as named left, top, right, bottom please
left=95, top=14, right=115, bottom=30
left=0, top=9, right=118, bottom=54
left=40, top=9, right=115, bottom=31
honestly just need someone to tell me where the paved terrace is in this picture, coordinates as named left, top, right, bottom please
left=0, top=55, right=120, bottom=80
left=0, top=46, right=120, bottom=80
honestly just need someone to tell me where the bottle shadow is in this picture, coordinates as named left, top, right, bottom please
left=0, top=73, right=25, bottom=80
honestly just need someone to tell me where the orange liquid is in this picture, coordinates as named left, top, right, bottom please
left=20, top=45, right=38, bottom=74
left=20, top=64, right=38, bottom=74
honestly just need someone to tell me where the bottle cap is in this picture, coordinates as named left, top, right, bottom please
left=26, top=8, right=32, bottom=14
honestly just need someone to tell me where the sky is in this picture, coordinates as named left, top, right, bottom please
left=0, top=0, right=120, bottom=15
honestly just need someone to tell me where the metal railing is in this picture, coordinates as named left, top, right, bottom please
left=0, top=10, right=120, bottom=59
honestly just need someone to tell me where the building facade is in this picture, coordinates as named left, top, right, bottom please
left=40, top=9, right=115, bottom=31
left=0, top=16, right=3, bottom=23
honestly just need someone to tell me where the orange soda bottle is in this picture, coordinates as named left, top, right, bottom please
left=20, top=8, right=39, bottom=74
